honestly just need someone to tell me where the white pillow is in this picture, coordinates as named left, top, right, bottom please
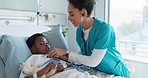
left=42, top=25, right=69, bottom=50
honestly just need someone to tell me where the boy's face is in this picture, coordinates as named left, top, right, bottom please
left=31, top=36, right=50, bottom=54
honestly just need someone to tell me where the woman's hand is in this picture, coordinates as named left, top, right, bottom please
left=47, top=48, right=67, bottom=58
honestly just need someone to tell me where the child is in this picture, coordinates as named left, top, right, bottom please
left=19, top=33, right=65, bottom=78
left=19, top=33, right=99, bottom=78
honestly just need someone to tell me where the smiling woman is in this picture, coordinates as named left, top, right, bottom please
left=47, top=0, right=130, bottom=78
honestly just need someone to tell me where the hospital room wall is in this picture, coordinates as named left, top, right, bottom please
left=38, top=0, right=67, bottom=14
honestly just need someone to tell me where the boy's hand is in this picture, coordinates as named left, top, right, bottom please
left=56, top=63, right=64, bottom=72
left=47, top=62, right=56, bottom=68
left=45, top=62, right=56, bottom=73
left=37, top=62, right=56, bottom=77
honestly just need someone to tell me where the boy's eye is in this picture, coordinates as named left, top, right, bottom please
left=46, top=42, right=49, bottom=45
left=39, top=41, right=49, bottom=45
left=40, top=42, right=44, bottom=45
left=69, top=13, right=74, bottom=17
left=70, top=14, right=74, bottom=17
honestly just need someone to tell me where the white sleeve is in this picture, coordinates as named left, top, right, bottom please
left=68, top=49, right=107, bottom=67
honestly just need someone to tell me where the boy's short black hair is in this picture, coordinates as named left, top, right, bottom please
left=67, top=0, right=95, bottom=16
left=26, top=33, right=44, bottom=49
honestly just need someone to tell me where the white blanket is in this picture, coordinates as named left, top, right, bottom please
left=19, top=54, right=98, bottom=78
left=50, top=69, right=98, bottom=78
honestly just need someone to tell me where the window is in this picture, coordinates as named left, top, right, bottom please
left=109, top=0, right=148, bottom=77
left=110, top=0, right=148, bottom=58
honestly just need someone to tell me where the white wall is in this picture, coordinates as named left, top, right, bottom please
left=38, top=0, right=68, bottom=13
left=0, top=0, right=37, bottom=11
left=95, top=0, right=105, bottom=20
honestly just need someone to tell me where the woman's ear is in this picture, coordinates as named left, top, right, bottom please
left=81, top=9, right=87, bottom=17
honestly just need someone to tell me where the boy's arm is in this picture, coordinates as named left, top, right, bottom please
left=37, top=62, right=56, bottom=77
left=25, top=62, right=56, bottom=78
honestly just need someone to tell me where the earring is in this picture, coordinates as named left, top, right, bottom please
left=80, top=17, right=84, bottom=26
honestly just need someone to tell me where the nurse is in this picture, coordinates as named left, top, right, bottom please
left=48, top=0, right=130, bottom=77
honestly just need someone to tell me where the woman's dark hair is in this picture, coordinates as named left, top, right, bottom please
left=26, top=33, right=44, bottom=49
left=67, top=0, right=95, bottom=16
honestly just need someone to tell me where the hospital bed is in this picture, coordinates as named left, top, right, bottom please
left=0, top=25, right=123, bottom=78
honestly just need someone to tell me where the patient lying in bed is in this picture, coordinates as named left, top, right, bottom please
left=19, top=33, right=98, bottom=78
left=19, top=54, right=98, bottom=78
left=19, top=33, right=65, bottom=78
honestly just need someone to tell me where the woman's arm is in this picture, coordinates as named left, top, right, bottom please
left=68, top=49, right=107, bottom=67
left=48, top=48, right=107, bottom=67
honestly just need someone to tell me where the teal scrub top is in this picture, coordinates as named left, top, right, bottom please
left=76, top=17, right=130, bottom=78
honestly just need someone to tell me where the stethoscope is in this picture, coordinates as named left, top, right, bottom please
left=80, top=26, right=89, bottom=55
left=80, top=16, right=93, bottom=56
left=55, top=56, right=90, bottom=70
